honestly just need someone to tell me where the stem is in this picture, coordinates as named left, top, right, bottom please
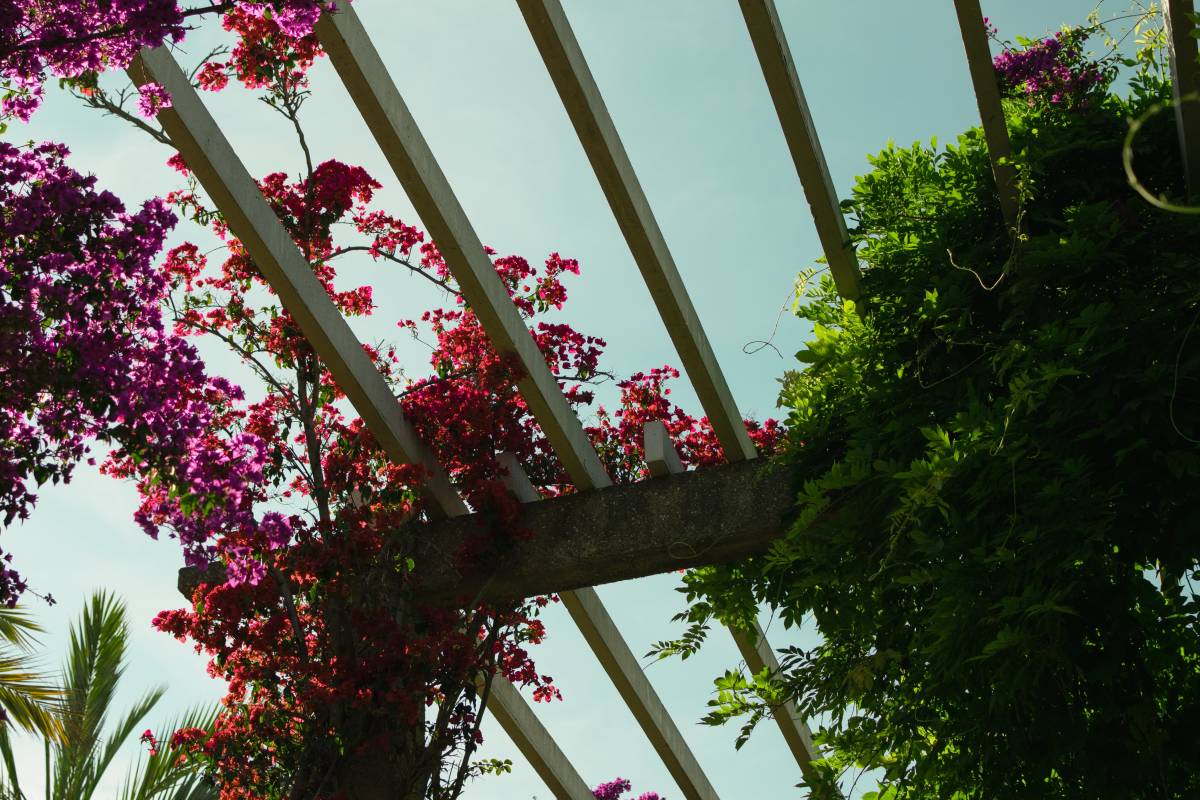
left=1, top=3, right=238, bottom=60
left=295, top=356, right=333, bottom=530
left=327, top=246, right=463, bottom=297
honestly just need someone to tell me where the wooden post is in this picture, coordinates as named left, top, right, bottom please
left=952, top=0, right=1021, bottom=230
left=1164, top=0, right=1200, bottom=197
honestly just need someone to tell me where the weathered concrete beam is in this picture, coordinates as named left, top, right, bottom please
left=416, top=458, right=790, bottom=606
left=178, top=459, right=790, bottom=607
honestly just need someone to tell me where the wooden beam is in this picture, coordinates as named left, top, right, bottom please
left=736, top=0, right=862, bottom=301
left=315, top=9, right=722, bottom=799
left=484, top=678, right=596, bottom=800
left=314, top=7, right=610, bottom=491
left=127, top=47, right=464, bottom=517
left=952, top=0, right=1021, bottom=229
left=516, top=0, right=759, bottom=459
left=643, top=421, right=683, bottom=479
left=127, top=47, right=592, bottom=800
left=645, top=425, right=827, bottom=787
left=1164, top=0, right=1200, bottom=197
left=499, top=459, right=727, bottom=800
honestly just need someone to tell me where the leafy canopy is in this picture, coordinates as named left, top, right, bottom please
left=673, top=18, right=1200, bottom=800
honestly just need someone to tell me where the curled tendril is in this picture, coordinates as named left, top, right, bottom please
left=1123, top=90, right=1200, bottom=214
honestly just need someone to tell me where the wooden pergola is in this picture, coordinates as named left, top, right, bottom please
left=127, top=1, right=1200, bottom=797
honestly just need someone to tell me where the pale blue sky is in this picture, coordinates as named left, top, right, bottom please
left=4, top=1, right=1121, bottom=797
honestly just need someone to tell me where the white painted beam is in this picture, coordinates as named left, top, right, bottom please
left=314, top=8, right=611, bottom=492
left=127, top=47, right=593, bottom=800
left=642, top=423, right=829, bottom=788
left=315, top=9, right=722, bottom=799
left=1164, top=0, right=1200, bottom=197
left=952, top=0, right=1021, bottom=229
left=128, top=47, right=464, bottom=516
left=736, top=0, right=862, bottom=301
left=643, top=421, right=683, bottom=480
left=515, top=0, right=758, bottom=460
left=484, top=677, right=595, bottom=800
left=498, top=455, right=721, bottom=800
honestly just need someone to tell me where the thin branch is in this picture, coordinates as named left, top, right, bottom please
left=327, top=246, right=463, bottom=297
left=1, top=3, right=238, bottom=59
left=69, top=84, right=172, bottom=146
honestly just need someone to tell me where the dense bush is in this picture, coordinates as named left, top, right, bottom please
left=674, top=26, right=1200, bottom=800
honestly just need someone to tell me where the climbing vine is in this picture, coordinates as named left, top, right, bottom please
left=671, top=17, right=1200, bottom=800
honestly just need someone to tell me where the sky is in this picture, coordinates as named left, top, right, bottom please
left=2, top=1, right=1136, bottom=797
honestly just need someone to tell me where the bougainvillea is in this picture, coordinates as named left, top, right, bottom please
left=0, top=4, right=781, bottom=796
left=0, top=0, right=336, bottom=123
left=593, top=777, right=662, bottom=800
left=143, top=142, right=773, bottom=798
left=987, top=19, right=1116, bottom=109
left=0, top=139, right=183, bottom=601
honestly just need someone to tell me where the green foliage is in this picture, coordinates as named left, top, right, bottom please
left=678, top=36, right=1200, bottom=800
left=0, top=592, right=216, bottom=800
left=0, top=606, right=62, bottom=742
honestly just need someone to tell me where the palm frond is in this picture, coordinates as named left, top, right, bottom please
left=87, top=688, right=164, bottom=800
left=0, top=724, right=25, bottom=799
left=118, top=705, right=219, bottom=800
left=54, top=590, right=148, bottom=800
left=0, top=614, right=63, bottom=741
left=0, top=607, right=44, bottom=653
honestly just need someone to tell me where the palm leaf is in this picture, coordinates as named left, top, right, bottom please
left=86, top=688, right=164, bottom=800
left=53, top=591, right=164, bottom=800
left=0, top=608, right=63, bottom=741
left=118, top=705, right=219, bottom=800
left=0, top=724, right=25, bottom=799
left=0, top=607, right=44, bottom=652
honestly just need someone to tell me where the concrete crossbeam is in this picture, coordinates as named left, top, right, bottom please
left=953, top=0, right=1021, bottom=230
left=180, top=459, right=792, bottom=605
left=737, top=0, right=862, bottom=301
left=418, top=458, right=790, bottom=606
left=1164, top=0, right=1200, bottom=197
left=516, top=0, right=758, bottom=460
left=128, top=47, right=592, bottom=800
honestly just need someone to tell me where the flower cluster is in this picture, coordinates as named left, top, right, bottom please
left=10, top=13, right=780, bottom=794
left=0, top=140, right=177, bottom=600
left=593, top=777, right=663, bottom=800
left=136, top=144, right=777, bottom=796
left=0, top=0, right=337, bottom=121
left=989, top=22, right=1113, bottom=109
left=140, top=728, right=161, bottom=757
